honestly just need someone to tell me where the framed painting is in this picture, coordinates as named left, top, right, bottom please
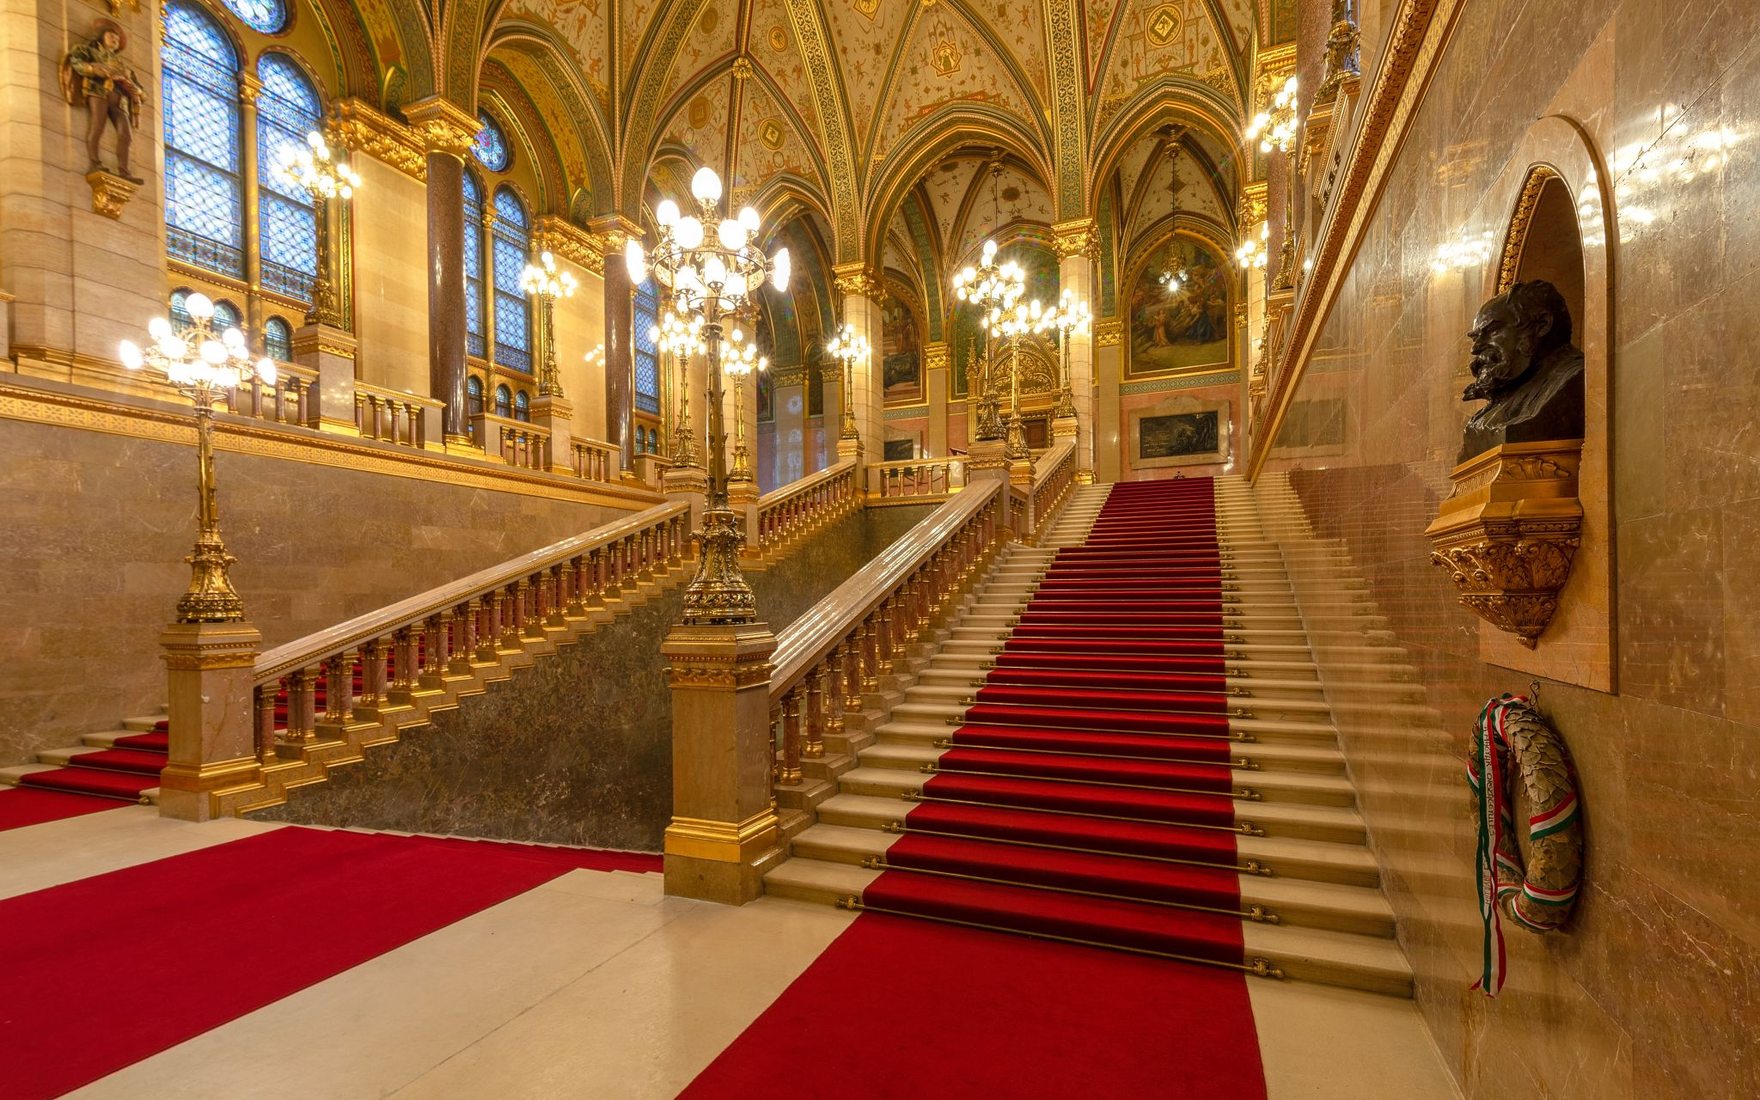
left=1127, top=235, right=1231, bottom=378
left=1127, top=396, right=1231, bottom=469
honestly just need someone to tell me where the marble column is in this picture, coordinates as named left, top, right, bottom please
left=924, top=341, right=951, bottom=459
left=1054, top=220, right=1098, bottom=480
left=819, top=363, right=843, bottom=469
left=592, top=215, right=640, bottom=475
left=833, top=262, right=884, bottom=464
left=1094, top=319, right=1124, bottom=482
left=404, top=98, right=476, bottom=442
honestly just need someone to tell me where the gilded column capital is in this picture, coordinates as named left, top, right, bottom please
left=831, top=261, right=881, bottom=300
left=923, top=342, right=951, bottom=372
left=1093, top=318, right=1123, bottom=348
left=403, top=96, right=478, bottom=159
left=330, top=97, right=426, bottom=181
left=589, top=213, right=644, bottom=254
left=1051, top=218, right=1098, bottom=261
left=535, top=215, right=607, bottom=276
left=236, top=70, right=262, bottom=108
left=1238, top=180, right=1269, bottom=226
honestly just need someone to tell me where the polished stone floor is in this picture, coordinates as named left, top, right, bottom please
left=3, top=808, right=1459, bottom=1099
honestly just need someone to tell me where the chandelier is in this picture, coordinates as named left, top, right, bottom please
left=1037, top=288, right=1091, bottom=420
left=653, top=304, right=705, bottom=467
left=953, top=240, right=1025, bottom=443
left=275, top=131, right=361, bottom=328
left=988, top=297, right=1040, bottom=460
left=1246, top=77, right=1300, bottom=154
left=624, top=167, right=789, bottom=625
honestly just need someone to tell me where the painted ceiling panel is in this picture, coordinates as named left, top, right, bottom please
left=749, top=0, right=824, bottom=150
left=622, top=0, right=665, bottom=62
left=1095, top=0, right=1233, bottom=120
left=820, top=0, right=916, bottom=151
left=511, top=1, right=612, bottom=112
left=659, top=3, right=741, bottom=106
left=660, top=76, right=732, bottom=177
left=922, top=157, right=986, bottom=250
left=961, top=0, right=1051, bottom=104
left=874, top=5, right=1030, bottom=164
left=732, top=80, right=818, bottom=196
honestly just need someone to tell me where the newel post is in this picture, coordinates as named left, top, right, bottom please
left=661, top=622, right=784, bottom=903
left=156, top=621, right=262, bottom=821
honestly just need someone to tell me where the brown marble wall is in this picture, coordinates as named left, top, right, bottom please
left=0, top=419, right=621, bottom=764
left=257, top=505, right=933, bottom=849
left=1265, top=2, right=1760, bottom=1096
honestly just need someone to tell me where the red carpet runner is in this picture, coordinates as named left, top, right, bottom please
left=682, top=912, right=1267, bottom=1099
left=0, top=826, right=659, bottom=1099
left=0, top=787, right=123, bottom=832
left=864, top=477, right=1257, bottom=968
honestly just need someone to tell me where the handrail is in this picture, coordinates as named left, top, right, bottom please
left=1028, top=439, right=1077, bottom=539
left=755, top=457, right=859, bottom=549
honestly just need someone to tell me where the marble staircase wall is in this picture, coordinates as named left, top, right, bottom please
left=1262, top=2, right=1760, bottom=1096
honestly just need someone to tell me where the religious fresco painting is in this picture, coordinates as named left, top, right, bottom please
left=951, top=241, right=1058, bottom=398
left=882, top=295, right=924, bottom=405
left=1138, top=410, right=1220, bottom=460
left=1128, top=235, right=1230, bottom=376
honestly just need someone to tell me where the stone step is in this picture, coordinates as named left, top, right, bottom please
left=869, top=721, right=1348, bottom=774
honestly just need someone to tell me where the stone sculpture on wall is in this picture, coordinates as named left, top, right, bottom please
left=61, top=20, right=144, bottom=182
left=1426, top=280, right=1586, bottom=647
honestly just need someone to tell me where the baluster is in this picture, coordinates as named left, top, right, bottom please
left=636, top=529, right=654, bottom=581
left=546, top=564, right=570, bottom=625
left=474, top=596, right=499, bottom=662
left=824, top=646, right=847, bottom=738
left=861, top=617, right=882, bottom=690
left=389, top=626, right=417, bottom=701
left=603, top=541, right=622, bottom=600
left=521, top=576, right=547, bottom=640
left=843, top=632, right=865, bottom=711
left=877, top=602, right=895, bottom=674
left=322, top=652, right=354, bottom=726
left=805, top=669, right=825, bottom=760
left=358, top=637, right=388, bottom=710
left=453, top=601, right=479, bottom=671
left=780, top=685, right=804, bottom=784
left=255, top=682, right=277, bottom=760
left=287, top=666, right=317, bottom=743
left=416, top=613, right=441, bottom=687
left=500, top=584, right=523, bottom=648
left=768, top=699, right=783, bottom=786
left=430, top=610, right=455, bottom=680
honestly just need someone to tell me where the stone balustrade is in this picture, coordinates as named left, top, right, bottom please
left=867, top=457, right=965, bottom=502
left=754, top=458, right=860, bottom=550
left=354, top=383, right=443, bottom=449
left=1026, top=439, right=1076, bottom=540
left=472, top=412, right=552, bottom=472
left=572, top=438, right=618, bottom=483
left=225, top=362, right=320, bottom=428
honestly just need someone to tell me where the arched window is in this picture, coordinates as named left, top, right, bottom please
left=169, top=287, right=196, bottom=331
left=467, top=375, right=485, bottom=416
left=472, top=111, right=510, bottom=172
left=491, top=186, right=532, bottom=372
left=513, top=389, right=531, bottom=422
left=212, top=299, right=242, bottom=331
left=256, top=54, right=321, bottom=303
left=162, top=1, right=243, bottom=278
left=263, top=316, right=293, bottom=360
left=494, top=384, right=513, bottom=418
left=633, top=281, right=660, bottom=414
left=463, top=172, right=487, bottom=358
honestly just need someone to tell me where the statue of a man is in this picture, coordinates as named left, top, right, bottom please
left=61, top=20, right=145, bottom=182
left=1457, top=279, right=1585, bottom=461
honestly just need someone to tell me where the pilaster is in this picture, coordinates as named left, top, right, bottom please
left=833, top=262, right=884, bottom=465
left=1053, top=219, right=1098, bottom=479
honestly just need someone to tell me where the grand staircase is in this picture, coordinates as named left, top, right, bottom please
left=765, top=475, right=1414, bottom=996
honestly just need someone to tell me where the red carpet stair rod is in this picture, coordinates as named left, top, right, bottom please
left=764, top=476, right=1414, bottom=996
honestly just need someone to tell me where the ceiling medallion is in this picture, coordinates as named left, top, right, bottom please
left=761, top=119, right=786, bottom=150
left=931, top=38, right=961, bottom=77
left=853, top=0, right=880, bottom=18
left=767, top=25, right=788, bottom=52
left=688, top=95, right=711, bottom=129
left=1146, top=4, right=1182, bottom=47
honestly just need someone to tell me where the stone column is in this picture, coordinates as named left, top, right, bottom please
left=817, top=362, right=842, bottom=471
left=237, top=71, right=264, bottom=342
left=157, top=621, right=262, bottom=822
left=1094, top=319, right=1125, bottom=482
left=832, top=263, right=884, bottom=463
left=591, top=214, right=640, bottom=475
left=773, top=366, right=806, bottom=486
left=404, top=98, right=477, bottom=442
left=662, top=624, right=783, bottom=904
left=924, top=341, right=951, bottom=459
left=1054, top=219, right=1098, bottom=481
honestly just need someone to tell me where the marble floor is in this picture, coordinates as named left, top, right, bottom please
left=6, top=807, right=1459, bottom=1099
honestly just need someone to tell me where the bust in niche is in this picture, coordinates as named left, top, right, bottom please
left=1457, top=280, right=1585, bottom=462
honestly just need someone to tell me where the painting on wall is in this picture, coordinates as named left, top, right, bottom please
left=951, top=241, right=1059, bottom=397
left=882, top=295, right=924, bottom=405
left=1127, top=236, right=1230, bottom=377
left=1127, top=395, right=1231, bottom=470
left=883, top=437, right=916, bottom=461
left=755, top=366, right=774, bottom=423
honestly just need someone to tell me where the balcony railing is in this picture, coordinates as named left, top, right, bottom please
left=867, top=457, right=964, bottom=502
left=471, top=412, right=551, bottom=472
left=754, top=459, right=859, bottom=550
left=355, top=383, right=442, bottom=449
left=225, top=362, right=319, bottom=428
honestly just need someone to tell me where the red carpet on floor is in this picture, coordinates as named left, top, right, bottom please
left=0, top=826, right=658, bottom=1099
left=681, top=912, right=1266, bottom=1099
left=0, top=788, right=124, bottom=832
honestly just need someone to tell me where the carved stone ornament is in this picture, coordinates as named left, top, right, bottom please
left=86, top=169, right=138, bottom=219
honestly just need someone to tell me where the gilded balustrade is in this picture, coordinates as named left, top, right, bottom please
left=867, top=457, right=965, bottom=502
left=249, top=501, right=691, bottom=768
left=353, top=382, right=442, bottom=449
left=1027, top=440, right=1076, bottom=540
left=754, top=458, right=859, bottom=550
left=225, top=361, right=319, bottom=428
left=765, top=480, right=1005, bottom=789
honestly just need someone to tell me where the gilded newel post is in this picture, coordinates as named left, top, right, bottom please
left=157, top=621, right=261, bottom=821
left=662, top=624, right=783, bottom=903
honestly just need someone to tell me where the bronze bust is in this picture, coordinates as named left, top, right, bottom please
left=1458, top=280, right=1585, bottom=461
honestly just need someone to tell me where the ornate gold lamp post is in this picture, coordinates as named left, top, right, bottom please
left=825, top=322, right=869, bottom=445
left=625, top=166, right=790, bottom=625
left=1246, top=76, right=1300, bottom=291
left=722, top=322, right=767, bottom=483
left=1040, top=287, right=1092, bottom=422
left=952, top=239, right=1025, bottom=442
left=657, top=303, right=706, bottom=467
left=276, top=131, right=360, bottom=328
left=521, top=250, right=578, bottom=398
left=990, top=297, right=1042, bottom=461
left=119, top=293, right=277, bottom=622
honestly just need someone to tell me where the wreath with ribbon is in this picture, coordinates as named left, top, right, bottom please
left=1466, top=693, right=1583, bottom=996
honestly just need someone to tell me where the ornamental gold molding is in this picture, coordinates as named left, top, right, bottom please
left=1425, top=440, right=1583, bottom=647
left=1094, top=318, right=1123, bottom=348
left=330, top=97, right=426, bottom=181
left=1051, top=218, right=1099, bottom=261
left=771, top=365, right=807, bottom=388
left=832, top=261, right=882, bottom=299
left=86, top=169, right=137, bottom=219
left=588, top=213, right=642, bottom=253
left=1238, top=180, right=1269, bottom=226
left=1249, top=0, right=1461, bottom=479
left=923, top=342, right=951, bottom=372
left=1497, top=165, right=1561, bottom=293
left=401, top=95, right=478, bottom=158
left=534, top=216, right=608, bottom=276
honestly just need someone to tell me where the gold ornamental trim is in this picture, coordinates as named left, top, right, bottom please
left=330, top=98, right=427, bottom=181
left=1497, top=164, right=1563, bottom=294
left=1051, top=218, right=1098, bottom=261
left=1237, top=180, right=1269, bottom=227
left=534, top=216, right=609, bottom=276
left=770, top=365, right=807, bottom=389
left=402, top=95, right=478, bottom=158
left=1250, top=0, right=1462, bottom=479
left=664, top=810, right=779, bottom=864
left=1094, top=318, right=1123, bottom=348
left=831, top=261, right=882, bottom=300
left=86, top=170, right=137, bottom=219
left=0, top=379, right=662, bottom=510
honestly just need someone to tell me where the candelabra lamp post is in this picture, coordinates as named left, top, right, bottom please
left=120, top=293, right=277, bottom=622
left=952, top=239, right=1025, bottom=442
left=658, top=303, right=706, bottom=468
left=521, top=251, right=578, bottom=398
left=1040, top=288, right=1092, bottom=424
left=826, top=323, right=869, bottom=446
left=276, top=132, right=360, bottom=329
left=723, top=322, right=767, bottom=483
left=991, top=298, right=1041, bottom=461
left=624, top=166, right=790, bottom=626
left=1246, top=76, right=1300, bottom=292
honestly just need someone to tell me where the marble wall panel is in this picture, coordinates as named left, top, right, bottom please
left=257, top=505, right=932, bottom=848
left=1263, top=2, right=1760, bottom=1096
left=0, top=419, right=621, bottom=763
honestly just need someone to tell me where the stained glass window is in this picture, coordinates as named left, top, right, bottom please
left=211, top=299, right=242, bottom=331
left=491, top=186, right=531, bottom=372
left=633, top=281, right=660, bottom=414
left=494, top=384, right=512, bottom=418
left=256, top=54, right=321, bottom=303
left=163, top=1, right=243, bottom=278
left=263, top=316, right=293, bottom=361
left=169, top=288, right=195, bottom=331
left=514, top=389, right=531, bottom=422
left=221, top=0, right=288, bottom=33
left=473, top=112, right=509, bottom=172
left=463, top=172, right=486, bottom=358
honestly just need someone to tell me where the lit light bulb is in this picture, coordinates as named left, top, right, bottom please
left=655, top=199, right=680, bottom=228
left=675, top=216, right=705, bottom=250
left=148, top=316, right=173, bottom=341
left=690, top=166, right=723, bottom=205
left=624, top=238, right=647, bottom=284
left=718, top=218, right=747, bottom=251
left=771, top=246, right=791, bottom=291
left=739, top=206, right=760, bottom=233
left=118, top=340, right=143, bottom=370
left=185, top=292, right=215, bottom=320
